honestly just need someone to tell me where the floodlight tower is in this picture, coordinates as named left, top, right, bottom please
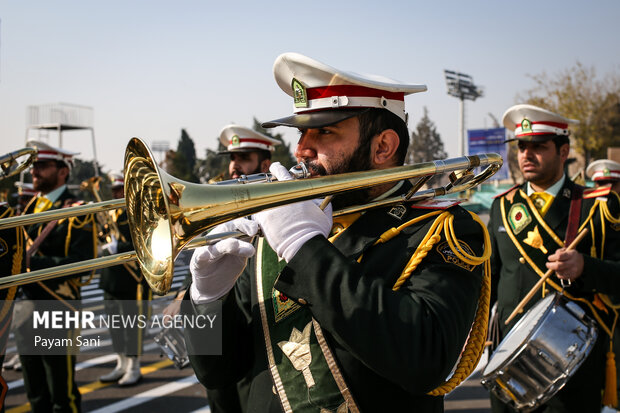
left=444, top=70, right=484, bottom=157
left=151, top=141, right=170, bottom=165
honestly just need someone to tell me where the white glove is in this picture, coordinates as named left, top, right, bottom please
left=101, top=234, right=118, bottom=255
left=190, top=218, right=259, bottom=304
left=253, top=162, right=332, bottom=262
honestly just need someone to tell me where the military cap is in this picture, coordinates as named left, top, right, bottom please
left=586, top=159, right=620, bottom=182
left=108, top=171, right=125, bottom=188
left=218, top=124, right=280, bottom=154
left=26, top=140, right=78, bottom=170
left=262, top=52, right=427, bottom=129
left=502, top=104, right=579, bottom=142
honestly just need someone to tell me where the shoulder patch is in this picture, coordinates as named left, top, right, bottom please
left=435, top=240, right=476, bottom=271
left=0, top=237, right=7, bottom=258
left=493, top=184, right=520, bottom=200
left=584, top=185, right=611, bottom=199
left=411, top=199, right=462, bottom=210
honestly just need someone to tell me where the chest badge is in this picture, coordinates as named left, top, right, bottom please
left=272, top=289, right=301, bottom=323
left=508, top=203, right=532, bottom=235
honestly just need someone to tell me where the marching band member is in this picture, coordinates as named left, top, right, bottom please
left=488, top=104, right=620, bottom=412
left=183, top=53, right=491, bottom=412
left=99, top=172, right=150, bottom=387
left=587, top=158, right=620, bottom=193
left=15, top=141, right=97, bottom=413
left=218, top=124, right=281, bottom=180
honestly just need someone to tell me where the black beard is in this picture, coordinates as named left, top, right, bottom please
left=231, top=164, right=262, bottom=178
left=302, top=142, right=373, bottom=210
left=33, top=177, right=58, bottom=194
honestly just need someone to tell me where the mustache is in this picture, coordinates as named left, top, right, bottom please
left=300, top=160, right=327, bottom=176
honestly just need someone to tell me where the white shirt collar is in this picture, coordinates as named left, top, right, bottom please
left=526, top=174, right=566, bottom=197
left=41, top=184, right=67, bottom=204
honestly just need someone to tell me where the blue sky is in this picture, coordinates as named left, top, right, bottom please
left=1, top=0, right=619, bottom=172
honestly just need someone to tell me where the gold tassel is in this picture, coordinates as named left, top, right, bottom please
left=603, top=347, right=618, bottom=408
left=136, top=284, right=143, bottom=302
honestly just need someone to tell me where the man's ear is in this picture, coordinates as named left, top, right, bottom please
left=371, top=129, right=400, bottom=167
left=260, top=159, right=271, bottom=173
left=560, top=143, right=570, bottom=162
left=58, top=166, right=70, bottom=183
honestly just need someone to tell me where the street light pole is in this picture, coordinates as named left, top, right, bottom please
left=444, top=70, right=484, bottom=157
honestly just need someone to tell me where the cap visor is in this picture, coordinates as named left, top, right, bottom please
left=261, top=109, right=368, bottom=129
left=504, top=134, right=558, bottom=144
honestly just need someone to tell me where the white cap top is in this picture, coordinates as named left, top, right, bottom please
left=263, top=52, right=427, bottom=128
left=218, top=124, right=280, bottom=153
left=108, top=171, right=124, bottom=188
left=502, top=104, right=579, bottom=142
left=586, top=159, right=620, bottom=182
left=26, top=140, right=78, bottom=169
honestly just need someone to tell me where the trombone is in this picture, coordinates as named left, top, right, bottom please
left=0, top=148, right=37, bottom=180
left=0, top=137, right=503, bottom=294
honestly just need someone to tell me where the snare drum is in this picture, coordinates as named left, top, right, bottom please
left=154, top=326, right=190, bottom=369
left=481, top=292, right=597, bottom=411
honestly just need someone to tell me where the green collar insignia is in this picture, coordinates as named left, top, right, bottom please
left=292, top=78, right=308, bottom=108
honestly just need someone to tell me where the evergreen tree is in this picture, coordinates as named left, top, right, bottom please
left=171, top=129, right=199, bottom=183
left=406, top=108, right=448, bottom=186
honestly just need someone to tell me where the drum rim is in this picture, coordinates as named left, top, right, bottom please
left=483, top=293, right=558, bottom=375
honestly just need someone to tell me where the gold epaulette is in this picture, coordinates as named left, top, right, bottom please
left=584, top=185, right=612, bottom=199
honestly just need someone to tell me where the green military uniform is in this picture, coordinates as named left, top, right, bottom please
left=184, top=182, right=488, bottom=412
left=0, top=203, right=24, bottom=411
left=488, top=179, right=620, bottom=412
left=16, top=187, right=96, bottom=413
left=100, top=208, right=150, bottom=357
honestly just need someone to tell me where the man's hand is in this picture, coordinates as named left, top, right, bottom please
left=189, top=218, right=259, bottom=304
left=253, top=163, right=332, bottom=262
left=546, top=248, right=585, bottom=281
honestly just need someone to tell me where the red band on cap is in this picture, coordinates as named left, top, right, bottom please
left=517, top=132, right=561, bottom=136
left=515, top=121, right=568, bottom=129
left=307, top=85, right=404, bottom=101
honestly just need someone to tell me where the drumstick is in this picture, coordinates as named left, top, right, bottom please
left=504, top=227, right=589, bottom=326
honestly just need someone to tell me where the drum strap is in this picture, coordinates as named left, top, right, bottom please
left=565, top=185, right=583, bottom=246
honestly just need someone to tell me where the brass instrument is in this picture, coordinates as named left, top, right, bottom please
left=0, top=137, right=503, bottom=293
left=0, top=147, right=37, bottom=180
left=80, top=176, right=122, bottom=242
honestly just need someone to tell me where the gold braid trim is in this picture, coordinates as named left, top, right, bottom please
left=0, top=208, right=22, bottom=320
left=373, top=209, right=491, bottom=396
left=64, top=214, right=97, bottom=287
left=427, top=211, right=491, bottom=396
left=519, top=189, right=564, bottom=247
left=391, top=211, right=446, bottom=290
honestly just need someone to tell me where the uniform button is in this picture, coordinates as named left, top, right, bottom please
left=519, top=257, right=526, bottom=264
left=298, top=298, right=307, bottom=305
